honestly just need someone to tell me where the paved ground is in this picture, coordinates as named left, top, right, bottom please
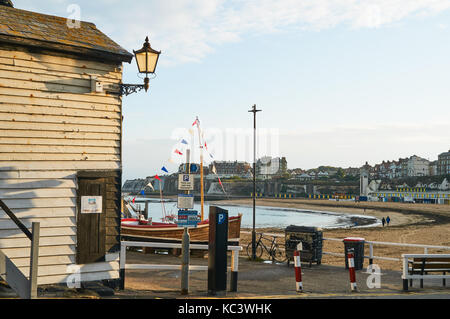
left=1, top=249, right=448, bottom=299
left=112, top=250, right=450, bottom=299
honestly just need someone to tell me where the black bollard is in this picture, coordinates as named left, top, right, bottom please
left=208, top=206, right=228, bottom=296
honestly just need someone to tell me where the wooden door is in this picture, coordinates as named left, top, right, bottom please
left=76, top=176, right=106, bottom=264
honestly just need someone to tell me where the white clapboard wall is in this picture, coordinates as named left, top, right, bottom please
left=0, top=45, right=122, bottom=285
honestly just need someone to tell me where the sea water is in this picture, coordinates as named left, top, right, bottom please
left=130, top=199, right=379, bottom=229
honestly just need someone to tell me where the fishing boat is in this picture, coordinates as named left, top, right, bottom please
left=120, top=116, right=242, bottom=245
left=121, top=214, right=242, bottom=245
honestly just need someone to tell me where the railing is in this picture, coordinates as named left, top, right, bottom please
left=119, top=241, right=242, bottom=292
left=322, top=237, right=450, bottom=263
left=0, top=199, right=40, bottom=299
left=242, top=231, right=450, bottom=265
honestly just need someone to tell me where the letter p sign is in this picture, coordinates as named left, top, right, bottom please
left=218, top=213, right=225, bottom=225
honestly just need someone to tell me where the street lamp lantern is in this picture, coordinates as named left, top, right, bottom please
left=118, top=36, right=161, bottom=96
left=133, top=36, right=161, bottom=91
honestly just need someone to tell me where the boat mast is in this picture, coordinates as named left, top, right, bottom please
left=195, top=116, right=205, bottom=221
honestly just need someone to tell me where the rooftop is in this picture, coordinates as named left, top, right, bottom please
left=0, top=4, right=133, bottom=63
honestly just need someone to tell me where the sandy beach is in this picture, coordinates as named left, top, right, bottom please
left=215, top=198, right=450, bottom=271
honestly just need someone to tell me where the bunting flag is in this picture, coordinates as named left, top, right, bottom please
left=140, top=190, right=145, bottom=195
left=132, top=197, right=136, bottom=204
left=174, top=149, right=183, bottom=156
left=161, top=166, right=169, bottom=173
left=218, top=177, right=223, bottom=187
left=188, top=128, right=194, bottom=135
left=146, top=182, right=154, bottom=191
left=211, top=163, right=217, bottom=175
left=181, top=139, right=188, bottom=145
left=168, top=158, right=176, bottom=164
left=192, top=119, right=198, bottom=126
left=204, top=142, right=208, bottom=151
left=154, top=175, right=161, bottom=181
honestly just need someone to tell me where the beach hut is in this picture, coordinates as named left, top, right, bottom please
left=0, top=2, right=133, bottom=287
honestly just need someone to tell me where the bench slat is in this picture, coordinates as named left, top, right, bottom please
left=412, top=258, right=450, bottom=263
left=411, top=264, right=450, bottom=270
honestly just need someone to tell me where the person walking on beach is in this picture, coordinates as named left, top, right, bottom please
left=381, top=217, right=386, bottom=227
left=386, top=216, right=390, bottom=226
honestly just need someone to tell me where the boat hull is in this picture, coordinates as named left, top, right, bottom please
left=121, top=215, right=242, bottom=245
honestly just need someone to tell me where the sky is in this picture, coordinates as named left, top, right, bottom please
left=13, top=0, right=450, bottom=181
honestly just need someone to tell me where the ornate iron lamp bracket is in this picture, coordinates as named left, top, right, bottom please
left=119, top=83, right=147, bottom=96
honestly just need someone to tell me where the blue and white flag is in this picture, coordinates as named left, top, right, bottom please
left=161, top=166, right=169, bottom=173
left=181, top=139, right=189, bottom=145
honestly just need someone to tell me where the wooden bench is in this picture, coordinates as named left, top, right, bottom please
left=402, top=254, right=450, bottom=291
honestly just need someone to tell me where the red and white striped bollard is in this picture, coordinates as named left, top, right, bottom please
left=293, top=244, right=303, bottom=293
left=347, top=248, right=357, bottom=292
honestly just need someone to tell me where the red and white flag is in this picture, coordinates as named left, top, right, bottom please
left=174, top=149, right=183, bottom=156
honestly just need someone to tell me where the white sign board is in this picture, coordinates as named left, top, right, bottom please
left=81, top=196, right=102, bottom=214
left=178, top=174, right=194, bottom=191
left=177, top=194, right=194, bottom=209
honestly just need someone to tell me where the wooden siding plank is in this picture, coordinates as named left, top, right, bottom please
left=0, top=68, right=93, bottom=88
left=0, top=104, right=121, bottom=119
left=0, top=137, right=120, bottom=148
left=0, top=153, right=120, bottom=161
left=0, top=179, right=76, bottom=189
left=0, top=236, right=76, bottom=249
left=0, top=198, right=75, bottom=209
left=0, top=56, right=122, bottom=81
left=0, top=121, right=120, bottom=133
left=0, top=113, right=120, bottom=126
left=0, top=95, right=121, bottom=112
left=0, top=129, right=120, bottom=141
left=0, top=217, right=76, bottom=230
left=12, top=171, right=76, bottom=179
left=0, top=226, right=76, bottom=238
left=11, top=255, right=75, bottom=268
left=18, top=261, right=120, bottom=278
left=0, top=63, right=120, bottom=85
left=0, top=145, right=120, bottom=155
left=0, top=161, right=120, bottom=170
left=0, top=77, right=118, bottom=98
left=0, top=188, right=76, bottom=199
left=0, top=48, right=122, bottom=74
left=2, top=245, right=75, bottom=258
left=0, top=86, right=120, bottom=106
left=19, top=263, right=119, bottom=278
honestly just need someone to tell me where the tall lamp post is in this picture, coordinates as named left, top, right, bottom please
left=248, top=104, right=261, bottom=260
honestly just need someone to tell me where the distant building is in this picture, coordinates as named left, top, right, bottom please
left=407, top=155, right=430, bottom=177
left=429, top=161, right=438, bottom=176
left=209, top=161, right=250, bottom=177
left=295, top=173, right=313, bottom=181
left=344, top=167, right=360, bottom=177
left=399, top=158, right=409, bottom=177
left=438, top=150, right=450, bottom=175
left=360, top=162, right=370, bottom=196
left=256, top=156, right=287, bottom=179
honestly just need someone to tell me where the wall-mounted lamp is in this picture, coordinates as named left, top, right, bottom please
left=119, top=36, right=161, bottom=96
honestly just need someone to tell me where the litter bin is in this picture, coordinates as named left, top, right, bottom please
left=343, top=237, right=365, bottom=270
left=285, top=225, right=323, bottom=267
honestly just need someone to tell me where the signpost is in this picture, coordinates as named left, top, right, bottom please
left=178, top=173, right=194, bottom=191
left=177, top=194, right=194, bottom=209
left=177, top=210, right=200, bottom=228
